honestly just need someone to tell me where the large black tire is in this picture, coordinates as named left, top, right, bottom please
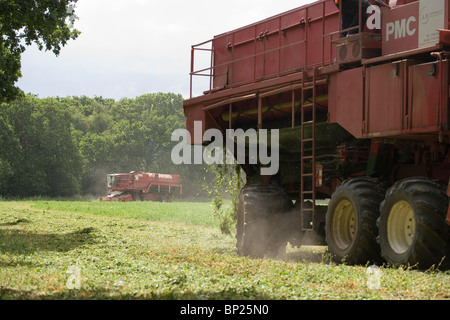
left=236, top=184, right=295, bottom=259
left=326, top=177, right=385, bottom=265
left=378, top=177, right=450, bottom=269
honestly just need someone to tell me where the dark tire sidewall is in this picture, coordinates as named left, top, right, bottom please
left=326, top=187, right=362, bottom=263
left=378, top=189, right=417, bottom=266
left=236, top=184, right=293, bottom=258
left=379, top=178, right=449, bottom=268
left=326, top=177, right=385, bottom=265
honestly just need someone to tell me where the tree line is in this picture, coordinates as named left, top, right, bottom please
left=0, top=93, right=213, bottom=199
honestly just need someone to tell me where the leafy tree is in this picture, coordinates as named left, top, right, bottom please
left=1, top=95, right=83, bottom=197
left=108, top=93, right=186, bottom=173
left=0, top=93, right=214, bottom=199
left=0, top=116, right=21, bottom=194
left=0, top=0, right=80, bottom=103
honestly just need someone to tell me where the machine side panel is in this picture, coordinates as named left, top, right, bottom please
left=328, top=68, right=365, bottom=139
left=409, top=61, right=449, bottom=132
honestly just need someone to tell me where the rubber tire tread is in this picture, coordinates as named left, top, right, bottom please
left=326, top=177, right=385, bottom=265
left=236, top=184, right=294, bottom=259
left=378, top=177, right=450, bottom=269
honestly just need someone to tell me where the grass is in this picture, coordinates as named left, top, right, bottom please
left=30, top=200, right=218, bottom=228
left=0, top=200, right=449, bottom=300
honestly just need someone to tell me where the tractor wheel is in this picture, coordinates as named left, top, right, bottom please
left=326, top=177, right=385, bottom=265
left=236, top=184, right=295, bottom=259
left=378, top=178, right=450, bottom=269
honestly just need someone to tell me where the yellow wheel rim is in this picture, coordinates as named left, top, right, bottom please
left=332, top=199, right=357, bottom=250
left=387, top=200, right=416, bottom=255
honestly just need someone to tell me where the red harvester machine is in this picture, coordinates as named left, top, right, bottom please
left=100, top=172, right=182, bottom=202
left=183, top=0, right=450, bottom=267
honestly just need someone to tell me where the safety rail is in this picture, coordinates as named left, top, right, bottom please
left=189, top=0, right=354, bottom=98
left=188, top=0, right=381, bottom=99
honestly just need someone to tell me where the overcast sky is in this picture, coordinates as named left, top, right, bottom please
left=16, top=0, right=314, bottom=100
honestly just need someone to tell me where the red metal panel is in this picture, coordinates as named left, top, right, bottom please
left=408, top=61, right=448, bottom=131
left=365, top=62, right=409, bottom=135
left=328, top=68, right=364, bottom=138
left=184, top=102, right=205, bottom=144
left=306, top=3, right=327, bottom=67
left=232, top=26, right=256, bottom=85
left=323, top=3, right=340, bottom=65
left=262, top=18, right=281, bottom=78
left=280, top=8, right=306, bottom=73
left=254, top=19, right=280, bottom=80
left=211, top=1, right=339, bottom=90
left=334, top=58, right=446, bottom=138
left=213, top=35, right=231, bottom=89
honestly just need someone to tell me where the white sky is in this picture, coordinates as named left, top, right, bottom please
left=17, top=0, right=314, bottom=100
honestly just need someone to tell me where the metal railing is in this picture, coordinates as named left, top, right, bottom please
left=189, top=0, right=353, bottom=98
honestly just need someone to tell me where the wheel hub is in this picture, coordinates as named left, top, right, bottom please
left=332, top=199, right=357, bottom=250
left=387, top=200, right=416, bottom=255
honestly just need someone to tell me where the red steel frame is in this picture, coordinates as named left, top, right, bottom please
left=184, top=0, right=450, bottom=228
left=189, top=0, right=341, bottom=99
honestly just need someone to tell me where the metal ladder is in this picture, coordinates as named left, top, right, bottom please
left=300, top=68, right=317, bottom=231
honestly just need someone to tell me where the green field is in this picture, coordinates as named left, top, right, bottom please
left=0, top=200, right=449, bottom=300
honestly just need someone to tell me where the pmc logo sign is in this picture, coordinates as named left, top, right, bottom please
left=382, top=0, right=446, bottom=55
left=385, top=16, right=417, bottom=42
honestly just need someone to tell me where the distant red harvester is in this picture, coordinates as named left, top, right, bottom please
left=100, top=172, right=182, bottom=202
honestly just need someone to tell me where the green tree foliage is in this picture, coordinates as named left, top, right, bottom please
left=204, top=163, right=244, bottom=235
left=0, top=93, right=213, bottom=199
left=1, top=95, right=83, bottom=197
left=0, top=0, right=80, bottom=103
left=0, top=115, right=21, bottom=192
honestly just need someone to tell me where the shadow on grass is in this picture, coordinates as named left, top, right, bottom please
left=0, top=222, right=98, bottom=255
left=0, top=218, right=32, bottom=226
left=0, top=286, right=274, bottom=300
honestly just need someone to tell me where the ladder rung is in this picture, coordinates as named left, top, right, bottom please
left=301, top=74, right=317, bottom=226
